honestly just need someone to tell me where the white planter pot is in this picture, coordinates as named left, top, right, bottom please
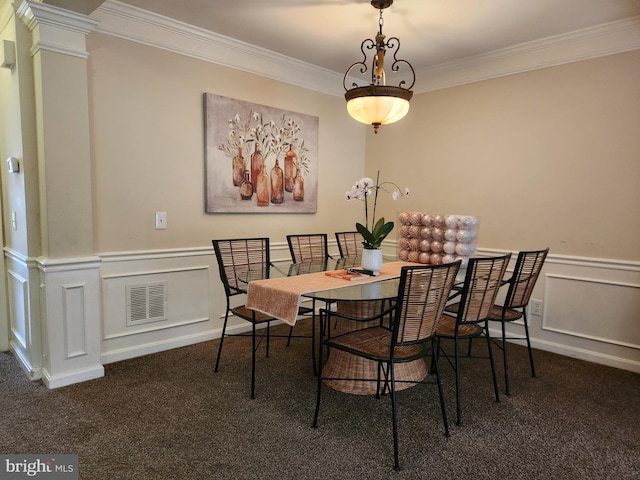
left=361, top=248, right=383, bottom=275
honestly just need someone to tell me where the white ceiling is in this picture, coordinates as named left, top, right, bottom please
left=78, top=0, right=640, bottom=74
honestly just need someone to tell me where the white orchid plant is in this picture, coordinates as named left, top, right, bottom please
left=345, top=171, right=409, bottom=249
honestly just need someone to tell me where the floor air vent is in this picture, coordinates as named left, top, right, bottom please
left=126, top=282, right=168, bottom=326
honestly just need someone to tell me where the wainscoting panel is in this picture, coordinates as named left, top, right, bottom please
left=3, top=250, right=44, bottom=381
left=544, top=274, right=640, bottom=349
left=63, top=283, right=88, bottom=358
left=38, top=257, right=103, bottom=388
left=102, top=266, right=209, bottom=340
left=99, top=250, right=222, bottom=364
left=7, top=269, right=28, bottom=352
left=457, top=248, right=640, bottom=372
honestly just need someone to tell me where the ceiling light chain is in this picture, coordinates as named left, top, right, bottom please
left=343, top=0, right=415, bottom=133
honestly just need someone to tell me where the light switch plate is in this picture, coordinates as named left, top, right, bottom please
left=155, top=212, right=167, bottom=230
left=7, top=157, right=19, bottom=173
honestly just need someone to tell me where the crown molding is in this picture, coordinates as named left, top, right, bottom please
left=416, top=16, right=640, bottom=92
left=16, top=0, right=98, bottom=59
left=17, top=0, right=99, bottom=33
left=91, top=1, right=640, bottom=97
left=91, top=0, right=344, bottom=97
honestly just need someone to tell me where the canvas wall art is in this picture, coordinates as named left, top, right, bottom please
left=204, top=93, right=319, bottom=213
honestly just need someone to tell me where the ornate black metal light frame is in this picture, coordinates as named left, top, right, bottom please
left=343, top=0, right=416, bottom=133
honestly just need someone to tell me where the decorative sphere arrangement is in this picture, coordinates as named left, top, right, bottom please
left=397, top=212, right=478, bottom=268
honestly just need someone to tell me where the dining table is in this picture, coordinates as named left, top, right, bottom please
left=245, top=258, right=441, bottom=395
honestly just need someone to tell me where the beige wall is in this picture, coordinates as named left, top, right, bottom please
left=368, top=51, right=640, bottom=261
left=87, top=33, right=367, bottom=254
left=0, top=8, right=30, bottom=257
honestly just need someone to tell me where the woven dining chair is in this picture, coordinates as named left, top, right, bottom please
left=335, top=231, right=364, bottom=259
left=213, top=237, right=298, bottom=399
left=286, top=233, right=332, bottom=263
left=435, top=253, right=511, bottom=425
left=313, top=261, right=461, bottom=471
left=488, top=248, right=549, bottom=395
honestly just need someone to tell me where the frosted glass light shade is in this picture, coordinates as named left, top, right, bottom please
left=345, top=85, right=413, bottom=133
left=347, top=95, right=409, bottom=126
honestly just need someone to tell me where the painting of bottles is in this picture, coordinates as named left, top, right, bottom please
left=204, top=93, right=318, bottom=213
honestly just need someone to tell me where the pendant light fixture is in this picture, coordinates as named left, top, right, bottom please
left=344, top=0, right=415, bottom=133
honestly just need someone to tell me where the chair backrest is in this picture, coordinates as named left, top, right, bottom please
left=212, top=238, right=270, bottom=297
left=335, top=231, right=364, bottom=258
left=286, top=234, right=329, bottom=263
left=503, top=248, right=549, bottom=309
left=392, top=262, right=462, bottom=346
left=456, top=254, right=511, bottom=323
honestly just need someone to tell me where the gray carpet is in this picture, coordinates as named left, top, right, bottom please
left=2, top=321, right=639, bottom=480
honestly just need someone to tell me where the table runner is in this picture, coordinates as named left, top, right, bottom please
left=246, top=261, right=414, bottom=326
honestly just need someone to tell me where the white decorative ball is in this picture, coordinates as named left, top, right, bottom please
left=455, top=243, right=476, bottom=256
left=445, top=215, right=458, bottom=228
left=444, top=229, right=457, bottom=241
left=442, top=254, right=456, bottom=264
left=456, top=229, right=477, bottom=243
left=457, top=216, right=478, bottom=229
left=443, top=241, right=456, bottom=254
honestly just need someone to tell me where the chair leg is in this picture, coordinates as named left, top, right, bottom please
left=389, top=360, right=400, bottom=471
left=251, top=322, right=257, bottom=400
left=523, top=311, right=536, bottom=378
left=214, top=310, right=230, bottom=372
left=432, top=346, right=450, bottom=437
left=485, top=322, right=500, bottom=404
left=454, top=336, right=462, bottom=426
left=312, top=312, right=326, bottom=428
left=311, top=300, right=318, bottom=376
left=265, top=322, right=271, bottom=358
left=286, top=326, right=294, bottom=347
left=375, top=361, right=383, bottom=399
left=502, top=321, right=511, bottom=396
left=429, top=335, right=440, bottom=375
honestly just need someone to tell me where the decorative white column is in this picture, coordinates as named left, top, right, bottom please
left=16, top=1, right=102, bottom=387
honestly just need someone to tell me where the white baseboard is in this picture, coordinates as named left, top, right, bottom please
left=530, top=337, right=640, bottom=373
left=41, top=364, right=105, bottom=389
left=99, top=319, right=292, bottom=365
